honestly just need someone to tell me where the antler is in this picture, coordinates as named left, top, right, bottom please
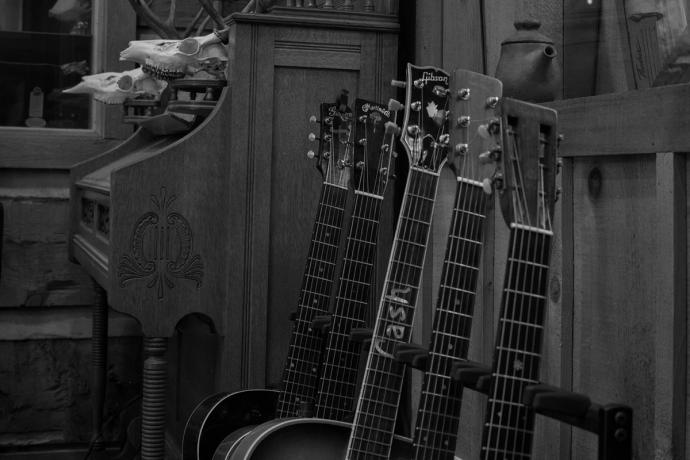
left=197, top=0, right=226, bottom=29
left=127, top=0, right=180, bottom=39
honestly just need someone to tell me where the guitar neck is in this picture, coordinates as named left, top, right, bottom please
left=276, top=182, right=350, bottom=418
left=315, top=190, right=384, bottom=421
left=481, top=224, right=552, bottom=459
left=413, top=179, right=488, bottom=459
left=346, top=168, right=440, bottom=460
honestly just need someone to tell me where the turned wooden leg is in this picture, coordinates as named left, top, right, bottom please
left=89, top=284, right=109, bottom=459
left=141, top=337, right=168, bottom=460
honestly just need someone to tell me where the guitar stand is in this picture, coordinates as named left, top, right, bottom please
left=522, top=384, right=632, bottom=460
left=445, top=361, right=633, bottom=460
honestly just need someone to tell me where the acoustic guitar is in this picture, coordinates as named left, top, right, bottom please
left=410, top=69, right=502, bottom=459
left=223, top=63, right=452, bottom=460
left=479, top=97, right=558, bottom=459
left=209, top=97, right=400, bottom=460
left=182, top=93, right=354, bottom=460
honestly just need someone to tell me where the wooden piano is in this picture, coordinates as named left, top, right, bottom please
left=68, top=7, right=398, bottom=459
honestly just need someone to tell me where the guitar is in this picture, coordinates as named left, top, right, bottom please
left=480, top=97, right=558, bottom=459
left=223, top=63, right=451, bottom=460
left=411, top=69, right=502, bottom=459
left=314, top=98, right=398, bottom=421
left=182, top=92, right=354, bottom=460
left=209, top=98, right=400, bottom=460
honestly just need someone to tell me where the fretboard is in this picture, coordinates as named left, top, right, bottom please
left=346, top=168, right=440, bottom=460
left=481, top=224, right=552, bottom=460
left=413, top=179, right=488, bottom=460
left=276, top=183, right=349, bottom=418
left=314, top=190, right=384, bottom=421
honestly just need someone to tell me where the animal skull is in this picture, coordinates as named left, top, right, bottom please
left=119, top=31, right=228, bottom=80
left=63, top=67, right=167, bottom=104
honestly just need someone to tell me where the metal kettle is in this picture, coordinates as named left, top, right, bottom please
left=495, top=19, right=561, bottom=102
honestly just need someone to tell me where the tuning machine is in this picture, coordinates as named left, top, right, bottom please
left=478, top=146, right=502, bottom=164
left=482, top=171, right=504, bottom=195
left=391, top=79, right=406, bottom=89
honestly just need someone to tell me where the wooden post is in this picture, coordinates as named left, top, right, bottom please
left=141, top=337, right=168, bottom=460
left=88, top=283, right=109, bottom=460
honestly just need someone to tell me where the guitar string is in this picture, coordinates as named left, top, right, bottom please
left=348, top=81, right=421, bottom=458
left=414, top=107, right=493, bottom=457
left=280, top=107, right=349, bottom=416
left=317, top=112, right=387, bottom=418
left=425, top=116, right=494, bottom=456
left=483, top=127, right=520, bottom=456
left=350, top=84, right=448, bottom=458
left=514, top=145, right=553, bottom=455
left=502, top=133, right=532, bottom=457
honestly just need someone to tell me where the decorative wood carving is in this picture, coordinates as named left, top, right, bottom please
left=116, top=187, right=203, bottom=300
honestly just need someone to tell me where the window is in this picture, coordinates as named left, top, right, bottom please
left=0, top=0, right=93, bottom=129
left=0, top=1, right=134, bottom=169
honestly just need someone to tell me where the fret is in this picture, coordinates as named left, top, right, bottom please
left=447, top=234, right=483, bottom=245
left=507, top=257, right=549, bottom=270
left=499, top=317, right=544, bottom=329
left=341, top=257, right=374, bottom=267
left=397, top=218, right=432, bottom=246
left=503, top=288, right=546, bottom=301
left=492, top=372, right=539, bottom=384
left=445, top=240, right=482, bottom=267
left=354, top=189, right=384, bottom=200
left=438, top=284, right=475, bottom=296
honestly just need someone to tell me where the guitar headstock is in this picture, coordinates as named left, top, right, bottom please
left=308, top=91, right=354, bottom=187
left=398, top=64, right=451, bottom=173
left=447, top=69, right=502, bottom=186
left=351, top=98, right=401, bottom=196
left=494, top=97, right=558, bottom=231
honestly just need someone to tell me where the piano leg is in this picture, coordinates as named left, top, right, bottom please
left=141, top=337, right=168, bottom=460
left=88, top=284, right=109, bottom=460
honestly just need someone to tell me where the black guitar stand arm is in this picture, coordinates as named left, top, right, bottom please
left=522, top=384, right=633, bottom=460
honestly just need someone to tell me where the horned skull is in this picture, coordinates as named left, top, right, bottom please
left=119, top=31, right=229, bottom=81
left=62, top=67, right=167, bottom=104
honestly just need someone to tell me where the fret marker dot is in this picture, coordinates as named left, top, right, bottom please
left=514, top=359, right=524, bottom=372
left=325, top=232, right=331, bottom=238
left=448, top=343, right=453, bottom=350
left=313, top=299, right=318, bottom=305
left=312, top=367, right=317, bottom=373
left=308, top=327, right=313, bottom=332
left=443, top=439, right=449, bottom=446
left=290, top=362, right=295, bottom=368
left=442, top=384, right=447, bottom=390
left=319, top=266, right=324, bottom=274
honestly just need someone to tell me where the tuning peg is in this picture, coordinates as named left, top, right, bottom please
left=410, top=101, right=422, bottom=111
left=457, top=115, right=471, bottom=128
left=337, top=159, right=353, bottom=169
left=308, top=133, right=318, bottom=142
left=457, top=88, right=470, bottom=100
left=555, top=188, right=562, bottom=202
left=482, top=177, right=493, bottom=195
left=384, top=121, right=401, bottom=135
left=477, top=124, right=490, bottom=140
left=356, top=161, right=365, bottom=169
left=454, top=143, right=468, bottom=154
left=432, top=85, right=450, bottom=97
left=391, top=79, right=406, bottom=88
left=306, top=150, right=316, bottom=159
left=557, top=133, right=565, bottom=147
left=438, top=133, right=450, bottom=145
left=358, top=138, right=367, bottom=146
left=407, top=125, right=421, bottom=136
left=557, top=158, right=563, bottom=174
left=413, top=79, right=425, bottom=88
left=478, top=146, right=501, bottom=164
left=309, top=115, right=319, bottom=123
left=486, top=96, right=500, bottom=108
left=358, top=115, right=368, bottom=123
left=388, top=98, right=404, bottom=111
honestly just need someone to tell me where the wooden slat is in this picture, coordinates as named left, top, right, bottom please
left=547, top=83, right=690, bottom=156
left=560, top=156, right=575, bottom=459
left=655, top=152, right=687, bottom=459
